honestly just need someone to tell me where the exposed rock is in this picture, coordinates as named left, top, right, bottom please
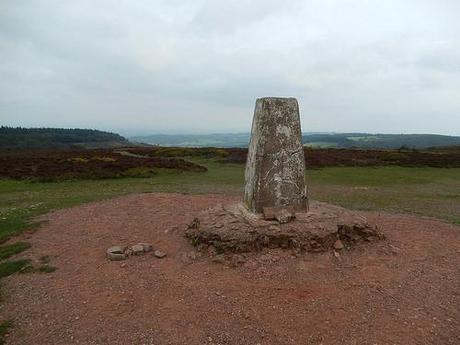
left=185, top=201, right=384, bottom=254
left=333, top=251, right=341, bottom=261
left=138, top=243, right=152, bottom=252
left=154, top=250, right=166, bottom=259
left=275, top=208, right=295, bottom=224
left=131, top=244, right=145, bottom=255
left=106, top=246, right=127, bottom=261
left=263, top=206, right=294, bottom=220
left=334, top=239, right=345, bottom=250
left=263, top=206, right=296, bottom=224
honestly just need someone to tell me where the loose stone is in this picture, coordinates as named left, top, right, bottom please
left=131, top=244, right=145, bottom=255
left=106, top=246, right=127, bottom=261
left=138, top=243, right=152, bottom=252
left=334, top=239, right=345, bottom=250
left=154, top=250, right=167, bottom=258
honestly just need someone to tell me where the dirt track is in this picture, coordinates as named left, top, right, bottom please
left=1, top=193, right=459, bottom=345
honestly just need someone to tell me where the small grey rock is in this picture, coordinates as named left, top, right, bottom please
left=106, top=246, right=127, bottom=261
left=154, top=250, right=167, bottom=258
left=333, top=250, right=341, bottom=261
left=131, top=244, right=145, bottom=255
left=275, top=209, right=295, bottom=224
left=138, top=243, right=152, bottom=252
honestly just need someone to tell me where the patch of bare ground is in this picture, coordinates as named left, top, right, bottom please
left=0, top=193, right=459, bottom=345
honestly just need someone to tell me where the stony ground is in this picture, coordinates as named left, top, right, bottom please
left=1, top=193, right=459, bottom=345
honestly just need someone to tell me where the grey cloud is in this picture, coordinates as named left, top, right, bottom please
left=0, top=0, right=459, bottom=135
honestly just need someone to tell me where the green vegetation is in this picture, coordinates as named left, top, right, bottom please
left=0, top=259, right=31, bottom=279
left=0, top=242, right=31, bottom=260
left=308, top=166, right=460, bottom=224
left=0, top=162, right=459, bottom=246
left=37, top=265, right=57, bottom=273
left=0, top=127, right=129, bottom=149
left=0, top=320, right=13, bottom=345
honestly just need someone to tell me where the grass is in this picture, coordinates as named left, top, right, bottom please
left=307, top=166, right=460, bottom=224
left=0, top=259, right=31, bottom=279
left=0, top=242, right=31, bottom=260
left=0, top=161, right=242, bottom=242
left=36, top=265, right=56, bottom=273
left=0, top=163, right=459, bottom=246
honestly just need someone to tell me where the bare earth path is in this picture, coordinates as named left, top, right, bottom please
left=1, top=193, right=459, bottom=345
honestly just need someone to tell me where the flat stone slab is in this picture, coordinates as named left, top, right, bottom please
left=131, top=244, right=145, bottom=255
left=185, top=201, right=384, bottom=254
left=106, top=245, right=128, bottom=261
left=154, top=250, right=167, bottom=258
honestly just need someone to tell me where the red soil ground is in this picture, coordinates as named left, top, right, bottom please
left=1, top=193, right=459, bottom=345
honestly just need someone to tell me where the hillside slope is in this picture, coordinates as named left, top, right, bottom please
left=303, top=133, right=460, bottom=149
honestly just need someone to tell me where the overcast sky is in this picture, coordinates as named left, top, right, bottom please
left=1, top=0, right=459, bottom=136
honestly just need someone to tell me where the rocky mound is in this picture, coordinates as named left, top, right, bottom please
left=185, top=201, right=384, bottom=254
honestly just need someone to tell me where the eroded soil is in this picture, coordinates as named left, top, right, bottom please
left=1, top=193, right=459, bottom=345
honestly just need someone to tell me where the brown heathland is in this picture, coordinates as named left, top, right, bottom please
left=0, top=149, right=206, bottom=181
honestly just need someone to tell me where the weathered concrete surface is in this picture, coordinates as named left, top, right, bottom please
left=244, top=97, right=307, bottom=213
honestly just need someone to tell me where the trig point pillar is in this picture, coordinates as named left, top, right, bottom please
left=244, top=97, right=308, bottom=213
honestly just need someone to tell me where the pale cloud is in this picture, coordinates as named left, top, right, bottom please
left=0, top=0, right=459, bottom=135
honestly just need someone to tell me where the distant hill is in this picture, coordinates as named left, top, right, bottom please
left=130, top=133, right=250, bottom=148
left=130, top=132, right=460, bottom=149
left=0, top=127, right=130, bottom=149
left=302, top=133, right=460, bottom=149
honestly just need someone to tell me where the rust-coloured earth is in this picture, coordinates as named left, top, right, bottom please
left=1, top=193, right=459, bottom=345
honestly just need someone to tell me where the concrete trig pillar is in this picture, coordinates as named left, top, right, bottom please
left=244, top=97, right=308, bottom=213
